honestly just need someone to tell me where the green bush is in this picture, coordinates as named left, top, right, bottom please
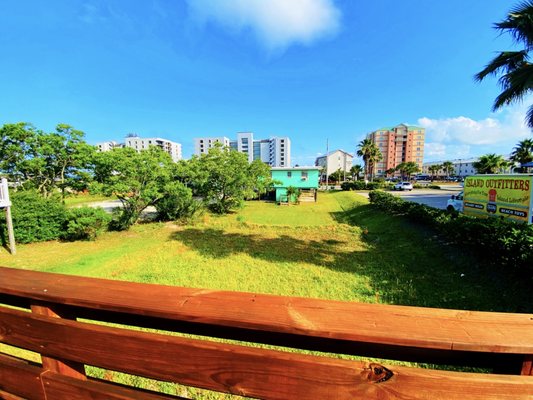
left=108, top=206, right=138, bottom=231
left=61, top=207, right=110, bottom=241
left=0, top=191, right=67, bottom=243
left=368, top=190, right=533, bottom=275
left=341, top=181, right=385, bottom=191
left=155, top=183, right=201, bottom=222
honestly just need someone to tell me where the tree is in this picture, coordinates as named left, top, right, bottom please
left=329, top=169, right=343, bottom=184
left=350, top=165, right=363, bottom=181
left=192, top=145, right=274, bottom=214
left=0, top=122, right=36, bottom=185
left=475, top=1, right=533, bottom=128
left=248, top=158, right=275, bottom=199
left=441, top=161, right=455, bottom=178
left=356, top=138, right=382, bottom=182
left=285, top=186, right=301, bottom=204
left=385, top=168, right=396, bottom=178
left=510, top=138, right=533, bottom=171
left=395, top=162, right=420, bottom=180
left=92, top=146, right=175, bottom=229
left=473, top=153, right=507, bottom=174
left=0, top=123, right=95, bottom=198
left=428, top=164, right=442, bottom=180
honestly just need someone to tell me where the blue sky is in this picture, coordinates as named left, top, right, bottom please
left=1, top=0, right=531, bottom=165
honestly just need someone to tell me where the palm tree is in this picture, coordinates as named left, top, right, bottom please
left=350, top=164, right=362, bottom=181
left=475, top=1, right=533, bottom=128
left=441, top=161, right=454, bottom=178
left=510, top=138, right=533, bottom=171
left=473, top=154, right=506, bottom=174
left=385, top=168, right=396, bottom=178
left=428, top=164, right=441, bottom=180
left=396, top=161, right=420, bottom=180
left=356, top=138, right=382, bottom=182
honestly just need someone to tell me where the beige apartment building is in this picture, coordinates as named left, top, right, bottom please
left=366, top=123, right=425, bottom=177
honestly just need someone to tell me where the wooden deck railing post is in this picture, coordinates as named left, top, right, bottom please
left=522, top=355, right=533, bottom=375
left=30, top=303, right=87, bottom=380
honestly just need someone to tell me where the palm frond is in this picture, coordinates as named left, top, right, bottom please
left=526, top=103, right=533, bottom=128
left=475, top=51, right=528, bottom=81
left=495, top=0, right=533, bottom=48
left=492, top=62, right=533, bottom=108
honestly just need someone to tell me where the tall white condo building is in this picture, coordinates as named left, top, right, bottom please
left=194, top=132, right=290, bottom=167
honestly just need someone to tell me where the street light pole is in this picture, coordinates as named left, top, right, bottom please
left=325, top=139, right=329, bottom=190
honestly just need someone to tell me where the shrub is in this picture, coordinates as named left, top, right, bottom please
left=61, top=207, right=110, bottom=241
left=0, top=191, right=67, bottom=243
left=155, top=183, right=201, bottom=223
left=341, top=181, right=385, bottom=191
left=368, top=190, right=533, bottom=275
left=108, top=206, right=138, bottom=231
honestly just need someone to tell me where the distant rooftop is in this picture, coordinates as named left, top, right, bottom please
left=316, top=149, right=353, bottom=158
left=375, top=123, right=424, bottom=132
left=271, top=166, right=321, bottom=171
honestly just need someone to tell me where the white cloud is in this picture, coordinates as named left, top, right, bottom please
left=418, top=103, right=532, bottom=161
left=186, top=0, right=341, bottom=51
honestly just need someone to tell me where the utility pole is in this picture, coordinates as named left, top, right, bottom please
left=325, top=139, right=329, bottom=190
left=343, top=152, right=346, bottom=182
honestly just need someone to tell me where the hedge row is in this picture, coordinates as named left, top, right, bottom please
left=0, top=191, right=110, bottom=243
left=341, top=181, right=384, bottom=191
left=368, top=190, right=533, bottom=274
left=0, top=190, right=201, bottom=244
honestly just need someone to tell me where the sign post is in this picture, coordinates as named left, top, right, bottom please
left=0, top=178, right=16, bottom=255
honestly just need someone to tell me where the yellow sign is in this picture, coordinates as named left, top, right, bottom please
left=463, top=175, right=533, bottom=223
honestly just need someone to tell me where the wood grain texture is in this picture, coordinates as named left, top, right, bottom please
left=522, top=355, right=533, bottom=376
left=0, top=390, right=27, bottom=400
left=41, top=373, right=185, bottom=400
left=0, top=267, right=531, bottom=360
left=1, top=307, right=533, bottom=400
left=0, top=353, right=44, bottom=400
left=30, top=303, right=87, bottom=380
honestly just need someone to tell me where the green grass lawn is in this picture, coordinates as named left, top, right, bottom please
left=63, top=192, right=114, bottom=207
left=1, top=190, right=530, bottom=398
left=2, top=190, right=527, bottom=311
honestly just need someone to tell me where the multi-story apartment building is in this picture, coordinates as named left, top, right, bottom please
left=96, top=141, right=123, bottom=152
left=315, top=150, right=353, bottom=179
left=366, top=123, right=425, bottom=177
left=97, top=136, right=182, bottom=162
left=124, top=135, right=182, bottom=162
left=194, top=132, right=290, bottom=167
left=194, top=137, right=231, bottom=155
left=422, top=156, right=512, bottom=178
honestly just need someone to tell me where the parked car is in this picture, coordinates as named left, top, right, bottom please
left=393, top=181, right=413, bottom=191
left=446, top=191, right=464, bottom=212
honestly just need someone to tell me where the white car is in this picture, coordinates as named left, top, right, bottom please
left=446, top=191, right=464, bottom=212
left=393, top=181, right=413, bottom=191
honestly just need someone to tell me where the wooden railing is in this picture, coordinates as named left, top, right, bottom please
left=0, top=266, right=532, bottom=399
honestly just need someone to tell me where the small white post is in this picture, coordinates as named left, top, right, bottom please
left=1, top=178, right=16, bottom=255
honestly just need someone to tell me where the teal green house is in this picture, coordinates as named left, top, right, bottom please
left=271, top=167, right=321, bottom=203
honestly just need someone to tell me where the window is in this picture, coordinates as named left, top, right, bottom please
left=302, top=171, right=308, bottom=180
left=287, top=171, right=292, bottom=178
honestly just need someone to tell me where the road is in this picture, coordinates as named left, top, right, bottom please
left=393, top=187, right=461, bottom=210
left=356, top=185, right=463, bottom=210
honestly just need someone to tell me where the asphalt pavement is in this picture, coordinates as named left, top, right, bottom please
left=356, top=185, right=463, bottom=210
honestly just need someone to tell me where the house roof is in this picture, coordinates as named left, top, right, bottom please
left=316, top=149, right=353, bottom=159
left=271, top=166, right=322, bottom=171
left=375, top=123, right=424, bottom=132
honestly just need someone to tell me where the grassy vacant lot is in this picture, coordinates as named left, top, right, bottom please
left=2, top=191, right=530, bottom=398
left=1, top=190, right=527, bottom=311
